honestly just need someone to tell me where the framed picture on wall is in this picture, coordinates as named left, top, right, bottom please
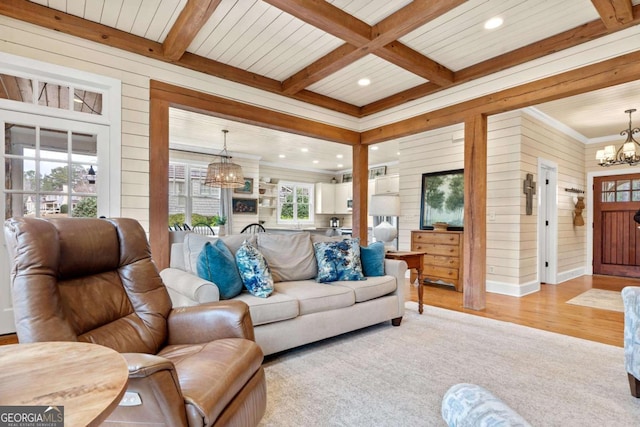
left=419, top=169, right=464, bottom=230
left=232, top=198, right=258, bottom=214
left=368, top=166, right=387, bottom=179
left=234, top=177, right=254, bottom=194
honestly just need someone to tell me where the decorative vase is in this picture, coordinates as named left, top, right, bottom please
left=218, top=225, right=226, bottom=236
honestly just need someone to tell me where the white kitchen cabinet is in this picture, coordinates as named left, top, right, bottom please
left=315, top=182, right=352, bottom=214
left=315, top=183, right=336, bottom=214
left=375, top=174, right=399, bottom=194
left=334, top=182, right=352, bottom=214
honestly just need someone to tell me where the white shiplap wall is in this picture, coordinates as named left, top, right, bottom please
left=397, top=110, right=587, bottom=296
left=520, top=112, right=586, bottom=283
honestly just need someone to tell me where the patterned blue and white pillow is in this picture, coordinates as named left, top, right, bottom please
left=235, top=240, right=274, bottom=298
left=313, top=238, right=365, bottom=283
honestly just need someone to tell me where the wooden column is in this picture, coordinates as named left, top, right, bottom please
left=149, top=95, right=170, bottom=270
left=352, top=143, right=368, bottom=243
left=463, top=114, right=487, bottom=310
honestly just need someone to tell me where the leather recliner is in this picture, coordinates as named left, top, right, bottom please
left=4, top=217, right=266, bottom=426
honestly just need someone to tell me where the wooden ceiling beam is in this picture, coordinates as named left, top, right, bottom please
left=282, top=44, right=367, bottom=95
left=361, top=49, right=640, bottom=144
left=372, top=0, right=466, bottom=41
left=377, top=41, right=454, bottom=85
left=262, top=0, right=371, bottom=46
left=268, top=0, right=455, bottom=94
left=163, top=0, right=221, bottom=61
left=151, top=80, right=360, bottom=145
left=591, top=0, right=634, bottom=29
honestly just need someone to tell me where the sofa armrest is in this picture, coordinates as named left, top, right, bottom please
left=441, top=383, right=531, bottom=427
left=385, top=258, right=407, bottom=316
left=160, top=267, right=220, bottom=307
left=166, top=300, right=255, bottom=345
left=623, top=286, right=640, bottom=377
left=110, top=353, right=188, bottom=427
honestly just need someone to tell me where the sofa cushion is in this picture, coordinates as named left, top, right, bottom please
left=276, top=280, right=355, bottom=315
left=257, top=232, right=317, bottom=282
left=313, top=238, right=365, bottom=283
left=196, top=240, right=243, bottom=300
left=234, top=291, right=299, bottom=326
left=183, top=233, right=257, bottom=275
left=311, top=234, right=345, bottom=244
left=183, top=233, right=218, bottom=274
left=333, top=275, right=397, bottom=303
left=220, top=234, right=256, bottom=255
left=236, top=240, right=274, bottom=298
left=360, top=241, right=385, bottom=277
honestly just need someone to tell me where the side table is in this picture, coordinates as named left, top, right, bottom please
left=0, top=341, right=128, bottom=426
left=385, top=251, right=426, bottom=314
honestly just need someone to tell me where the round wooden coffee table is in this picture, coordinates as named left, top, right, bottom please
left=0, top=341, right=128, bottom=426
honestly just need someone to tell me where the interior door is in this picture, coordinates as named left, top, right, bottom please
left=593, top=173, right=640, bottom=277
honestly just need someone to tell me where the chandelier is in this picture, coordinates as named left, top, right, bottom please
left=596, top=109, right=640, bottom=166
left=204, top=130, right=245, bottom=188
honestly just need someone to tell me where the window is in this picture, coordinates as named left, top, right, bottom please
left=169, top=161, right=221, bottom=227
left=277, top=181, right=314, bottom=224
left=601, top=178, right=640, bottom=203
left=4, top=123, right=99, bottom=219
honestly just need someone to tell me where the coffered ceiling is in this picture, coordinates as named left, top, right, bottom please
left=2, top=0, right=640, bottom=170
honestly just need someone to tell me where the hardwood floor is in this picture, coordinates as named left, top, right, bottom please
left=407, top=274, right=638, bottom=347
left=0, top=274, right=635, bottom=348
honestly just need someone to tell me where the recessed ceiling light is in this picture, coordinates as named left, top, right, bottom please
left=484, top=16, right=503, bottom=30
left=313, top=160, right=319, bottom=164
left=397, top=151, right=400, bottom=156
left=279, top=154, right=286, bottom=158
left=301, top=148, right=309, bottom=152
left=370, top=146, right=379, bottom=151
left=337, top=164, right=343, bottom=168
left=358, top=78, right=371, bottom=86
left=336, top=154, right=343, bottom=159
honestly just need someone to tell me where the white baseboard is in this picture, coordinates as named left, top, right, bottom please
left=486, top=280, right=540, bottom=297
left=556, top=267, right=585, bottom=284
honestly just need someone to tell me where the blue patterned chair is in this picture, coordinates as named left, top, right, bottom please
left=622, top=286, right=640, bottom=397
left=442, top=383, right=531, bottom=427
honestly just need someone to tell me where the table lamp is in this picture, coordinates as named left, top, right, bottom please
left=369, top=194, right=400, bottom=251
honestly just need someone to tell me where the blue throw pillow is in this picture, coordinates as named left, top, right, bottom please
left=235, top=240, right=274, bottom=298
left=196, top=240, right=243, bottom=299
left=360, top=241, right=385, bottom=277
left=313, top=238, right=365, bottom=283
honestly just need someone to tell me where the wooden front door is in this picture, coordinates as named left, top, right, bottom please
left=593, top=174, right=640, bottom=277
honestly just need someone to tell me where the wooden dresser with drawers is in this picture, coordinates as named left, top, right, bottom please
left=410, top=230, right=464, bottom=292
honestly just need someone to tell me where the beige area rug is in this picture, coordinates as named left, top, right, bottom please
left=566, top=289, right=624, bottom=312
left=259, top=302, right=640, bottom=427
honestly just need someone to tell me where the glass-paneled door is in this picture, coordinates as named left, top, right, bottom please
left=1, top=110, right=109, bottom=334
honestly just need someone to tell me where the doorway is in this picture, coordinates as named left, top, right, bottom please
left=593, top=173, right=640, bottom=277
left=538, top=159, right=558, bottom=284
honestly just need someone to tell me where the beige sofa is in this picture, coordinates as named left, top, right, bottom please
left=160, top=232, right=407, bottom=356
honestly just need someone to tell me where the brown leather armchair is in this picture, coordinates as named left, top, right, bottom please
left=4, top=217, right=266, bottom=426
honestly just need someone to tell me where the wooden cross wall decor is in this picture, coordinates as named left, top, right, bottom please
left=523, top=173, right=536, bottom=215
